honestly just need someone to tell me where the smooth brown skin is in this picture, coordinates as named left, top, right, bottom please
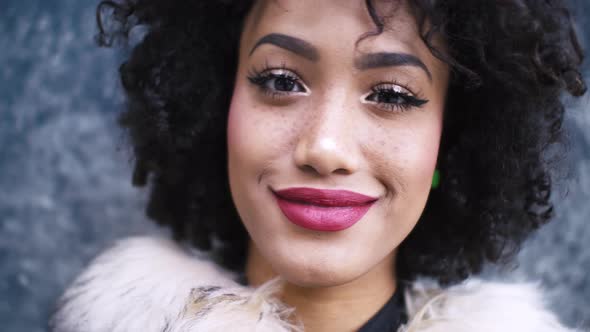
left=227, top=0, right=450, bottom=330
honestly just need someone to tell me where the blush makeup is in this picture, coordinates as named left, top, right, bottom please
left=272, top=187, right=378, bottom=231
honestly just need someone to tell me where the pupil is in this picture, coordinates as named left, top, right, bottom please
left=275, top=77, right=295, bottom=91
left=379, top=91, right=402, bottom=104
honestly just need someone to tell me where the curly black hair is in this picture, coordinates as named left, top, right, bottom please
left=96, top=0, right=586, bottom=285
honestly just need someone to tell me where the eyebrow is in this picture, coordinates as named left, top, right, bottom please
left=249, top=33, right=320, bottom=62
left=249, top=33, right=432, bottom=82
left=354, top=52, right=432, bottom=81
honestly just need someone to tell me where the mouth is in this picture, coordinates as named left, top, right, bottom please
left=271, top=187, right=378, bottom=232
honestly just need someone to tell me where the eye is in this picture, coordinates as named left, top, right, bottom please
left=248, top=68, right=308, bottom=95
left=267, top=74, right=304, bottom=92
left=362, top=83, right=428, bottom=112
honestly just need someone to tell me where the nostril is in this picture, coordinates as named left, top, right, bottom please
left=299, top=164, right=318, bottom=174
left=298, top=164, right=353, bottom=176
left=333, top=168, right=351, bottom=175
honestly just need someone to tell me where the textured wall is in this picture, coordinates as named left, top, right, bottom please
left=0, top=1, right=588, bottom=331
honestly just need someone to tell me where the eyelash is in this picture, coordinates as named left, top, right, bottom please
left=247, top=64, right=429, bottom=112
left=247, top=64, right=309, bottom=99
left=363, top=83, right=428, bottom=112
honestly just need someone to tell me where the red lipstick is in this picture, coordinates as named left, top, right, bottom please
left=272, top=187, right=378, bottom=231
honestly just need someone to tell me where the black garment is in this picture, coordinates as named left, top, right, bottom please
left=236, top=273, right=408, bottom=331
left=357, top=283, right=407, bottom=332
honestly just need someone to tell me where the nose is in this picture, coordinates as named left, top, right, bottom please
left=293, top=101, right=360, bottom=176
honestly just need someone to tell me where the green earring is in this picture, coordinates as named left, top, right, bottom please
left=432, top=169, right=441, bottom=189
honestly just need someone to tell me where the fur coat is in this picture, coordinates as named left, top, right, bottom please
left=49, top=236, right=582, bottom=332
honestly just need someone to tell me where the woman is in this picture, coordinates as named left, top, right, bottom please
left=50, top=0, right=587, bottom=331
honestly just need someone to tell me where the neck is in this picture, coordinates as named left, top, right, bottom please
left=245, top=240, right=397, bottom=332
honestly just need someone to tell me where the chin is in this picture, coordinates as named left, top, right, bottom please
left=275, top=261, right=360, bottom=288
left=263, top=241, right=370, bottom=288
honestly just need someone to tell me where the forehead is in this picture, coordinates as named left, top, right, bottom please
left=243, top=0, right=425, bottom=56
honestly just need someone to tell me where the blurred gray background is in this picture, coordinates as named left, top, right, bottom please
left=0, top=1, right=588, bottom=331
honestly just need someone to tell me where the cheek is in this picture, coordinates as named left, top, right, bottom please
left=227, top=86, right=268, bottom=169
left=227, top=86, right=250, bottom=156
left=366, top=115, right=442, bottom=249
left=227, top=83, right=297, bottom=178
left=370, top=113, right=443, bottom=227
left=375, top=119, right=442, bottom=189
left=407, top=126, right=441, bottom=193
left=401, top=126, right=441, bottom=180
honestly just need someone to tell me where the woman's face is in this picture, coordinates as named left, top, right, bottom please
left=228, top=0, right=449, bottom=287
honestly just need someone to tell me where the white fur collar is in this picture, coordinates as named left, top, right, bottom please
left=49, top=236, right=581, bottom=332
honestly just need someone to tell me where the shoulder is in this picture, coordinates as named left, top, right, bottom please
left=49, top=236, right=299, bottom=332
left=49, top=236, right=582, bottom=332
left=402, top=277, right=582, bottom=332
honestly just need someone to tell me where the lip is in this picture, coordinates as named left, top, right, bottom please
left=272, top=187, right=378, bottom=232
